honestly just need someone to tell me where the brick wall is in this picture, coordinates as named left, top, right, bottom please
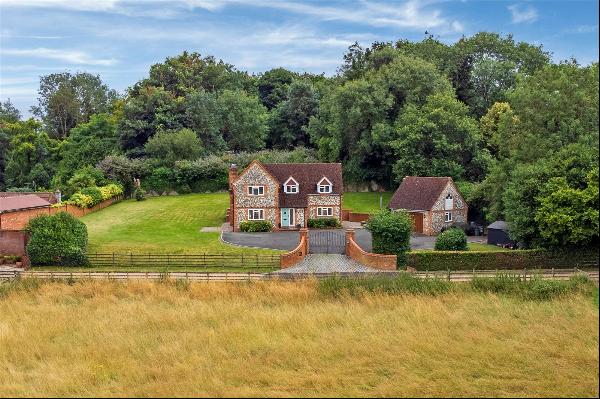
left=345, top=229, right=397, bottom=271
left=0, top=230, right=27, bottom=256
left=280, top=229, right=308, bottom=269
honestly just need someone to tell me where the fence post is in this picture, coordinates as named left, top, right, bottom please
left=552, top=267, right=555, bottom=278
left=447, top=268, right=450, bottom=281
left=112, top=252, right=115, bottom=266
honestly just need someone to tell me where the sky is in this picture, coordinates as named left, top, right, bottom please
left=0, top=0, right=598, bottom=117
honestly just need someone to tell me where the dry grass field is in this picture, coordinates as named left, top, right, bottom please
left=0, top=279, right=598, bottom=397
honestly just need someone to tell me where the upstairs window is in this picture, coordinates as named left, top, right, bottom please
left=444, top=193, right=454, bottom=210
left=247, top=186, right=264, bottom=196
left=317, top=177, right=332, bottom=194
left=283, top=177, right=299, bottom=194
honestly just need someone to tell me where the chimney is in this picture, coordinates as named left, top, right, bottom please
left=228, top=164, right=238, bottom=188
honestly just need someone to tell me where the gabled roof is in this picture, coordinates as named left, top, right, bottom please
left=488, top=220, right=509, bottom=231
left=262, top=163, right=343, bottom=208
left=388, top=176, right=453, bottom=211
left=0, top=194, right=51, bottom=213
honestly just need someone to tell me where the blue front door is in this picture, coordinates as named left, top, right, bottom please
left=281, top=208, right=293, bottom=227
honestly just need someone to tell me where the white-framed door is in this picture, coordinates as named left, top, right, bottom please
left=280, top=208, right=294, bottom=227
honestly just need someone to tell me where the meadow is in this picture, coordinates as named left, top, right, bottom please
left=0, top=278, right=597, bottom=397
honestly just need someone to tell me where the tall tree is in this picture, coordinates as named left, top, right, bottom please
left=257, top=68, right=297, bottom=110
left=217, top=90, right=268, bottom=152
left=31, top=72, right=118, bottom=138
left=185, top=90, right=226, bottom=152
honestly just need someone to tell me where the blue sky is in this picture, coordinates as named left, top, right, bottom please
left=1, top=0, right=598, bottom=116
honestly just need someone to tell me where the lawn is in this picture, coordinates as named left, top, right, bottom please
left=0, top=279, right=597, bottom=397
left=81, top=193, right=276, bottom=255
left=343, top=191, right=393, bottom=214
left=468, top=242, right=511, bottom=251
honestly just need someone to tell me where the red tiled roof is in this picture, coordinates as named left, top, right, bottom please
left=262, top=163, right=343, bottom=208
left=388, top=176, right=452, bottom=211
left=0, top=194, right=51, bottom=213
left=0, top=192, right=58, bottom=204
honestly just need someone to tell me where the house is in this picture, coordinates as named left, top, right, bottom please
left=388, top=176, right=467, bottom=235
left=228, top=160, right=343, bottom=231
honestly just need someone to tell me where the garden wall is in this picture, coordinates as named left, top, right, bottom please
left=341, top=209, right=371, bottom=223
left=406, top=249, right=600, bottom=271
left=345, top=229, right=397, bottom=271
left=280, top=229, right=308, bottom=269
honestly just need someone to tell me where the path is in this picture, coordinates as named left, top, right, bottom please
left=275, top=254, right=380, bottom=273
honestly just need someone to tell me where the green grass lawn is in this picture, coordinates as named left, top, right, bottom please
left=343, top=192, right=393, bottom=214
left=467, top=242, right=511, bottom=252
left=81, top=193, right=277, bottom=255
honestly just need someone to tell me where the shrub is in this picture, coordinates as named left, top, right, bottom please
left=364, top=210, right=412, bottom=267
left=307, top=218, right=341, bottom=229
left=145, top=166, right=176, bottom=194
left=26, top=212, right=89, bottom=266
left=239, top=220, right=272, bottom=232
left=80, top=186, right=103, bottom=206
left=134, top=187, right=146, bottom=201
left=435, top=228, right=468, bottom=251
left=68, top=193, right=94, bottom=208
left=99, top=183, right=123, bottom=200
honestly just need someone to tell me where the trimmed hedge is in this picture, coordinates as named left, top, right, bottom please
left=364, top=210, right=412, bottom=267
left=307, top=218, right=341, bottom=229
left=240, top=220, right=273, bottom=232
left=25, top=212, right=89, bottom=266
left=68, top=184, right=123, bottom=208
left=435, top=228, right=468, bottom=251
left=406, top=248, right=599, bottom=271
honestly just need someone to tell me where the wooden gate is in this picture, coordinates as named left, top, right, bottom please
left=308, top=230, right=346, bottom=254
left=410, top=212, right=424, bottom=234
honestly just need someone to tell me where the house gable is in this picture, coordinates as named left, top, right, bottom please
left=430, top=180, right=467, bottom=211
left=232, top=161, right=278, bottom=208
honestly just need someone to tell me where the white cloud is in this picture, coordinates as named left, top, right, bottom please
left=0, top=0, right=119, bottom=12
left=508, top=4, right=538, bottom=24
left=1, top=48, right=117, bottom=65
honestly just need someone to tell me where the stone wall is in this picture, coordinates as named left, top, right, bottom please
left=307, top=194, right=341, bottom=220
left=232, top=163, right=278, bottom=208
left=424, top=181, right=468, bottom=235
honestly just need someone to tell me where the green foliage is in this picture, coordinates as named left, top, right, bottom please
left=80, top=186, right=103, bottom=205
left=134, top=187, right=146, bottom=201
left=405, top=248, right=599, bottom=271
left=99, top=183, right=123, bottom=200
left=239, top=220, right=273, bottom=232
left=185, top=90, right=226, bottom=151
left=318, top=274, right=453, bottom=297
left=435, top=228, right=468, bottom=251
left=144, top=128, right=204, bottom=166
left=98, top=155, right=149, bottom=196
left=364, top=210, right=412, bottom=266
left=65, top=166, right=106, bottom=197
left=26, top=212, right=89, bottom=266
left=258, top=67, right=297, bottom=109
left=218, top=90, right=269, bottom=151
left=307, top=218, right=341, bottom=229
left=144, top=167, right=175, bottom=194
left=68, top=184, right=123, bottom=208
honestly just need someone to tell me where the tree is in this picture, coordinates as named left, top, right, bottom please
left=364, top=210, right=412, bottom=268
left=268, top=80, right=319, bottom=148
left=0, top=99, right=21, bottom=123
left=391, top=93, right=489, bottom=182
left=55, top=113, right=120, bottom=186
left=4, top=119, right=58, bottom=189
left=479, top=102, right=515, bottom=157
left=185, top=90, right=226, bottom=152
left=217, top=90, right=268, bottom=152
left=97, top=155, right=149, bottom=196
left=31, top=72, right=118, bottom=138
left=257, top=68, right=297, bottom=109
left=144, top=128, right=204, bottom=165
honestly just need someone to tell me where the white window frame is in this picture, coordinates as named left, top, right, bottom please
left=317, top=177, right=332, bottom=194
left=283, top=177, right=299, bottom=194
left=248, top=209, right=265, bottom=220
left=444, top=193, right=454, bottom=210
left=317, top=207, right=333, bottom=217
left=444, top=211, right=452, bottom=223
left=247, top=185, right=264, bottom=196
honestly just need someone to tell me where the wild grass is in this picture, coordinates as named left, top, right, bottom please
left=0, top=278, right=597, bottom=397
left=80, top=193, right=277, bottom=255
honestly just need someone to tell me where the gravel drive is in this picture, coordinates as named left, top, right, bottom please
left=275, top=254, right=379, bottom=273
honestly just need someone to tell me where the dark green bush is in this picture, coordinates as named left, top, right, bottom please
left=318, top=274, right=453, bottom=297
left=435, top=228, right=468, bottom=251
left=80, top=186, right=103, bottom=206
left=134, top=187, right=146, bottom=201
left=364, top=210, right=412, bottom=267
left=240, top=220, right=273, bottom=232
left=26, top=212, right=89, bottom=266
left=406, top=248, right=599, bottom=271
left=307, top=218, right=341, bottom=229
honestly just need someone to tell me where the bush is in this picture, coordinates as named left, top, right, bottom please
left=318, top=274, right=453, bottom=297
left=239, top=220, right=272, bottom=232
left=307, top=218, right=341, bottom=229
left=134, top=187, right=146, bottom=201
left=80, top=186, right=103, bottom=206
left=99, top=183, right=123, bottom=200
left=364, top=210, right=412, bottom=267
left=435, top=228, right=468, bottom=251
left=26, top=212, right=89, bottom=266
left=144, top=166, right=176, bottom=194
left=68, top=193, right=94, bottom=208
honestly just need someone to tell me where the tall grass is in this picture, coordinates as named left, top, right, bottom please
left=0, top=279, right=597, bottom=397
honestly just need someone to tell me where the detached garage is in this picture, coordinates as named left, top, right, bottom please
left=487, top=220, right=515, bottom=247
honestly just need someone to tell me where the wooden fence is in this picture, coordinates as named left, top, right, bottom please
left=1, top=268, right=597, bottom=283
left=86, top=253, right=280, bottom=270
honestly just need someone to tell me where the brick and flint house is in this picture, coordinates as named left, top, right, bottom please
left=228, top=160, right=343, bottom=231
left=388, top=176, right=468, bottom=236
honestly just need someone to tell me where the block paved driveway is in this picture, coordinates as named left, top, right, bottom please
left=275, top=254, right=379, bottom=273
left=222, top=228, right=484, bottom=251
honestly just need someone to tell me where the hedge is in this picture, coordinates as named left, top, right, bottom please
left=435, top=228, right=468, bottom=251
left=239, top=220, right=273, bottom=232
left=68, top=183, right=123, bottom=208
left=307, top=218, right=341, bottom=229
left=405, top=249, right=599, bottom=271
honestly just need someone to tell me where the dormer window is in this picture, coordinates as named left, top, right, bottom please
left=317, top=177, right=332, bottom=194
left=283, top=177, right=299, bottom=194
